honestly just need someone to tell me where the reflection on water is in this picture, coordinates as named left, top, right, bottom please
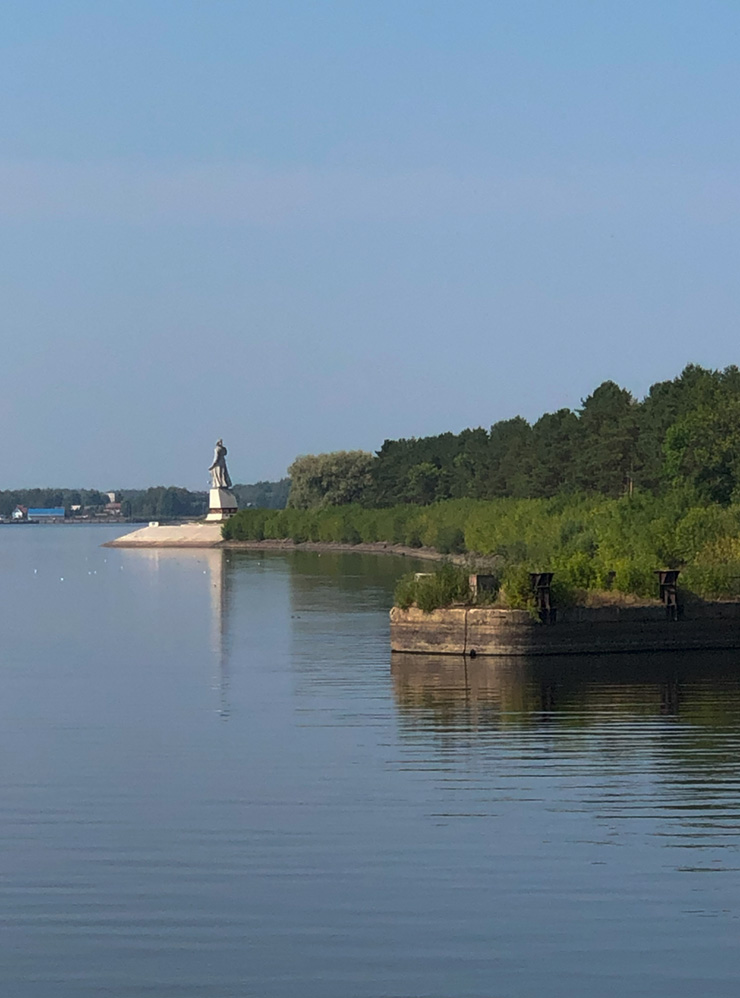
left=208, top=549, right=230, bottom=720
left=391, top=650, right=740, bottom=731
left=392, top=650, right=740, bottom=855
left=5, top=534, right=740, bottom=997
left=120, top=546, right=235, bottom=719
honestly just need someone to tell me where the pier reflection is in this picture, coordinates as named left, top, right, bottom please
left=392, top=651, right=740, bottom=847
left=392, top=651, right=740, bottom=781
left=119, top=547, right=234, bottom=718
left=391, top=650, right=740, bottom=731
left=207, top=549, right=232, bottom=720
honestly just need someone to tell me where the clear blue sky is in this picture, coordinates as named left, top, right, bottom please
left=2, top=0, right=740, bottom=488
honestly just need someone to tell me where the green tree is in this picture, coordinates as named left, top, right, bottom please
left=451, top=428, right=492, bottom=498
left=405, top=462, right=443, bottom=505
left=287, top=451, right=374, bottom=508
left=481, top=417, right=534, bottom=498
left=635, top=364, right=725, bottom=491
left=665, top=398, right=740, bottom=504
left=530, top=408, right=579, bottom=497
left=575, top=381, right=638, bottom=495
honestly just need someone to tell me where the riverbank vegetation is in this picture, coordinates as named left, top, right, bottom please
left=223, top=491, right=740, bottom=602
left=248, top=363, right=740, bottom=606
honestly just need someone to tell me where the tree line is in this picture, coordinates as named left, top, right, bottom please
left=0, top=480, right=291, bottom=520
left=287, top=365, right=740, bottom=508
left=120, top=479, right=291, bottom=520
left=0, top=489, right=110, bottom=518
left=231, top=479, right=291, bottom=510
left=118, top=488, right=207, bottom=520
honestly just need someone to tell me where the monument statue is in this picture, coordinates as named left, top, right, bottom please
left=209, top=439, right=232, bottom=490
left=206, top=439, right=237, bottom=522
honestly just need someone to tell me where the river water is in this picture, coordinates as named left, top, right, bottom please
left=3, top=526, right=740, bottom=997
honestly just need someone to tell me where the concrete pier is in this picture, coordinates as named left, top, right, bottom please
left=104, top=522, right=223, bottom=547
left=390, top=604, right=740, bottom=656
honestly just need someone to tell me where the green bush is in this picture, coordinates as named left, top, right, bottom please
left=550, top=577, right=578, bottom=609
left=612, top=558, right=656, bottom=599
left=499, top=565, right=537, bottom=613
left=393, top=573, right=418, bottom=609
left=681, top=562, right=740, bottom=600
left=393, top=563, right=472, bottom=613
left=405, top=527, right=423, bottom=548
left=434, top=526, right=466, bottom=555
left=556, top=550, right=597, bottom=590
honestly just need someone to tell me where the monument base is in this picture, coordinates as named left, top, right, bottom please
left=206, top=488, right=238, bottom=522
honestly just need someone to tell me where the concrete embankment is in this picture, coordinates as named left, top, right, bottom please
left=391, top=604, right=740, bottom=657
left=104, top=523, right=224, bottom=547
left=105, top=523, right=451, bottom=559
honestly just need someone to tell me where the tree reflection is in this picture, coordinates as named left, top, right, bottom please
left=392, top=651, right=740, bottom=835
left=392, top=651, right=740, bottom=727
left=392, top=650, right=740, bottom=761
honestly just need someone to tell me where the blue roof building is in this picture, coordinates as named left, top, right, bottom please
left=27, top=507, right=65, bottom=520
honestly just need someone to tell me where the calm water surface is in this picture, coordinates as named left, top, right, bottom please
left=3, top=526, right=740, bottom=996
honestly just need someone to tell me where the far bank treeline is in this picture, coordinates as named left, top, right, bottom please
left=285, top=365, right=740, bottom=508
left=223, top=365, right=740, bottom=600
left=0, top=480, right=291, bottom=520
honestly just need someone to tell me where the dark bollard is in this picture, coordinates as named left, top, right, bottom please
left=655, top=569, right=681, bottom=621
left=529, top=572, right=556, bottom=624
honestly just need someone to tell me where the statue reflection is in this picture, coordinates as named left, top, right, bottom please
left=118, top=547, right=233, bottom=719
left=207, top=548, right=231, bottom=720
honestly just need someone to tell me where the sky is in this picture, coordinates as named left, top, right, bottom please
left=2, top=0, right=740, bottom=489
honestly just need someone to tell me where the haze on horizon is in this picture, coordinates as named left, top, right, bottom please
left=2, top=0, right=739, bottom=490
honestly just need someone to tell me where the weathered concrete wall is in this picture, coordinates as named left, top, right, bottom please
left=390, top=604, right=740, bottom=656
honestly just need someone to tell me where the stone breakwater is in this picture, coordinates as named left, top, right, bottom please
left=390, top=604, right=740, bottom=657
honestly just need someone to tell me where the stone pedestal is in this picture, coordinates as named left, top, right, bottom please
left=206, top=488, right=238, bottom=522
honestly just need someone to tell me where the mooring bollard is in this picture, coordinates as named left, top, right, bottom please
left=656, top=569, right=681, bottom=621
left=529, top=572, right=556, bottom=624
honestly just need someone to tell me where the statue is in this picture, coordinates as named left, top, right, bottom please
left=209, top=439, right=232, bottom=490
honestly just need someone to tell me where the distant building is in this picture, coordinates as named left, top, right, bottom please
left=104, top=502, right=122, bottom=516
left=105, top=491, right=117, bottom=503
left=27, top=507, right=65, bottom=522
left=12, top=505, right=27, bottom=520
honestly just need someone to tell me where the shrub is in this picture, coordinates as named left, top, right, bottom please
left=550, top=578, right=578, bottom=609
left=612, top=559, right=656, bottom=599
left=499, top=565, right=537, bottom=613
left=435, top=526, right=466, bottom=555
left=681, top=562, right=740, bottom=600
left=394, top=573, right=418, bottom=609
left=405, top=527, right=423, bottom=548
left=557, top=550, right=597, bottom=590
left=341, top=523, right=361, bottom=545
left=394, top=563, right=472, bottom=613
